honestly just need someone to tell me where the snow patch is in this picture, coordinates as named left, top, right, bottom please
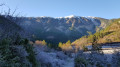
left=64, top=15, right=76, bottom=18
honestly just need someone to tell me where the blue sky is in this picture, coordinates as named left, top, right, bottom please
left=0, top=0, right=120, bottom=19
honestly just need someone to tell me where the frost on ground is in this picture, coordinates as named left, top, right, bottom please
left=34, top=45, right=74, bottom=67
left=78, top=45, right=120, bottom=67
left=33, top=45, right=120, bottom=67
left=62, top=58, right=74, bottom=67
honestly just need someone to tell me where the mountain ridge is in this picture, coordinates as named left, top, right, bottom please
left=26, top=15, right=107, bottom=19
left=20, top=16, right=112, bottom=44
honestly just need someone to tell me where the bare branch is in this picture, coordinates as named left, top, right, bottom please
left=0, top=3, right=5, bottom=6
left=12, top=7, right=18, bottom=16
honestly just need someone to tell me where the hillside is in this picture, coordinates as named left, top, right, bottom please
left=72, top=18, right=120, bottom=49
left=20, top=16, right=111, bottom=44
left=0, top=15, right=23, bottom=39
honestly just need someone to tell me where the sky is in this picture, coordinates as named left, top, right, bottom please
left=0, top=0, right=120, bottom=19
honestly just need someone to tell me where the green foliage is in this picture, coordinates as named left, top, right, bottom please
left=47, top=43, right=51, bottom=48
left=26, top=45, right=38, bottom=67
left=0, top=37, right=39, bottom=67
left=0, top=38, right=22, bottom=67
left=72, top=19, right=120, bottom=50
left=74, top=57, right=88, bottom=67
left=0, top=13, right=39, bottom=67
left=96, top=62, right=104, bottom=67
left=47, top=43, right=58, bottom=49
left=91, top=35, right=102, bottom=51
left=24, top=38, right=29, bottom=44
left=22, top=39, right=38, bottom=67
left=82, top=45, right=88, bottom=51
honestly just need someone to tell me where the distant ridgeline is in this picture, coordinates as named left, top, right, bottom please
left=20, top=15, right=113, bottom=44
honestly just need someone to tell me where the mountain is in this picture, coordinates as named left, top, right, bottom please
left=72, top=18, right=120, bottom=49
left=20, top=15, right=111, bottom=44
left=0, top=14, right=120, bottom=67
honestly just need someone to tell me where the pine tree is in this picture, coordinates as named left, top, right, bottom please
left=0, top=39, right=21, bottom=66
left=23, top=39, right=38, bottom=67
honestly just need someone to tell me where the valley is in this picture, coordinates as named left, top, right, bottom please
left=0, top=13, right=120, bottom=67
left=0, top=0, right=120, bottom=66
